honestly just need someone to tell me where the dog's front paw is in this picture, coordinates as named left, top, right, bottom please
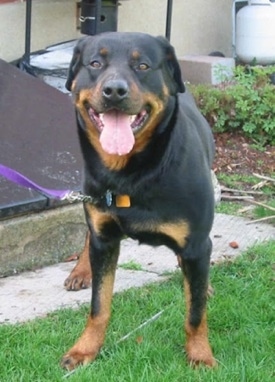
left=61, top=314, right=106, bottom=370
left=186, top=338, right=217, bottom=368
left=61, top=349, right=97, bottom=371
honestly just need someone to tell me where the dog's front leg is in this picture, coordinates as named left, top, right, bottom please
left=61, top=236, right=120, bottom=370
left=61, top=206, right=121, bottom=371
left=180, top=237, right=216, bottom=367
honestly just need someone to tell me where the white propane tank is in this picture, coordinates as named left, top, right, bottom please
left=236, top=0, right=275, bottom=64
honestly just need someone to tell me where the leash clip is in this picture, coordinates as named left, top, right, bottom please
left=64, top=190, right=113, bottom=206
left=62, top=191, right=94, bottom=204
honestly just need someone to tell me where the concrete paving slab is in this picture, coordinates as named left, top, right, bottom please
left=0, top=213, right=274, bottom=324
left=0, top=263, right=165, bottom=324
left=211, top=213, right=275, bottom=262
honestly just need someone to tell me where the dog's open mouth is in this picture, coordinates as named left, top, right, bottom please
left=88, top=108, right=149, bottom=156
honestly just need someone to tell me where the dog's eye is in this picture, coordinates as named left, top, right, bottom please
left=90, top=61, right=102, bottom=69
left=138, top=63, right=150, bottom=71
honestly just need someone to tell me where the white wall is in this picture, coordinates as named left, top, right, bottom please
left=0, top=0, right=232, bottom=62
left=0, top=0, right=80, bottom=62
left=118, top=0, right=232, bottom=57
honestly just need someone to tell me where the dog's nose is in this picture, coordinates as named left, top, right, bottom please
left=102, top=80, right=129, bottom=102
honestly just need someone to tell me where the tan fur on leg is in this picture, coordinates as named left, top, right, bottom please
left=61, top=271, right=115, bottom=370
left=64, top=232, right=92, bottom=291
left=184, top=279, right=216, bottom=367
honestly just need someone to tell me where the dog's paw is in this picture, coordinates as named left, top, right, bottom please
left=186, top=339, right=217, bottom=368
left=61, top=316, right=104, bottom=370
left=187, top=352, right=217, bottom=368
left=64, top=267, right=91, bottom=291
left=61, top=350, right=95, bottom=371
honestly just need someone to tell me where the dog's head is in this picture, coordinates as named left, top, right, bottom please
left=66, top=32, right=185, bottom=162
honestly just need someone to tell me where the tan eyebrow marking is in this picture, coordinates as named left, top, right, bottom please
left=131, top=50, right=141, bottom=60
left=99, top=47, right=109, bottom=56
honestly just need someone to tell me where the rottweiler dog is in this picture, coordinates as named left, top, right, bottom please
left=61, top=32, right=216, bottom=370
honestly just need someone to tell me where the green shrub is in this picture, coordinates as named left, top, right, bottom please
left=189, top=65, right=275, bottom=145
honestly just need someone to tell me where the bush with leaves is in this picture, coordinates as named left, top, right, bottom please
left=189, top=65, right=275, bottom=145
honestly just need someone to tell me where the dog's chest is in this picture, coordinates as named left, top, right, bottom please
left=114, top=203, right=190, bottom=251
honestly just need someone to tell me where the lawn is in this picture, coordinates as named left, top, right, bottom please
left=0, top=240, right=274, bottom=382
left=215, top=172, right=275, bottom=222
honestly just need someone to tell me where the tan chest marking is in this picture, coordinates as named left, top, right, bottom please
left=132, top=220, right=190, bottom=248
left=85, top=204, right=115, bottom=235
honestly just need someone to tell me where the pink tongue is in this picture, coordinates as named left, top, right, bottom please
left=99, top=110, right=135, bottom=155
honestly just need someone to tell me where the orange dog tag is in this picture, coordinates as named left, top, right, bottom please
left=115, top=194, right=131, bottom=207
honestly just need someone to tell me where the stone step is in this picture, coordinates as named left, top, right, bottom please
left=179, top=55, right=235, bottom=85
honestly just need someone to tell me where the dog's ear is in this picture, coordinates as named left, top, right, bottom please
left=157, top=36, right=185, bottom=94
left=66, top=37, right=89, bottom=91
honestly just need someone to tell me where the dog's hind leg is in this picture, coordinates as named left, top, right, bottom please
left=179, top=237, right=216, bottom=367
left=64, top=231, right=92, bottom=291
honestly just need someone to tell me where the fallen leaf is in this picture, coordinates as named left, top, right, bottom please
left=229, top=241, right=239, bottom=249
left=64, top=254, right=79, bottom=262
left=136, top=336, right=143, bottom=344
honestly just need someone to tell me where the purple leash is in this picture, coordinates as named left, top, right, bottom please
left=0, top=164, right=93, bottom=203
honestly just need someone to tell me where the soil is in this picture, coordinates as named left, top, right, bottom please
left=213, top=132, right=275, bottom=177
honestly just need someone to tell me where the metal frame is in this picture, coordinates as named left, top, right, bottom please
left=20, top=0, right=174, bottom=70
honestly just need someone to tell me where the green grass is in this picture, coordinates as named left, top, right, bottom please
left=119, top=260, right=143, bottom=271
left=253, top=200, right=275, bottom=223
left=1, top=241, right=274, bottom=381
left=215, top=173, right=275, bottom=220
left=215, top=201, right=241, bottom=216
left=217, top=173, right=274, bottom=195
left=217, top=173, right=260, bottom=190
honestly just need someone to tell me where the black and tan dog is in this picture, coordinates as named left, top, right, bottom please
left=61, top=32, right=216, bottom=370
